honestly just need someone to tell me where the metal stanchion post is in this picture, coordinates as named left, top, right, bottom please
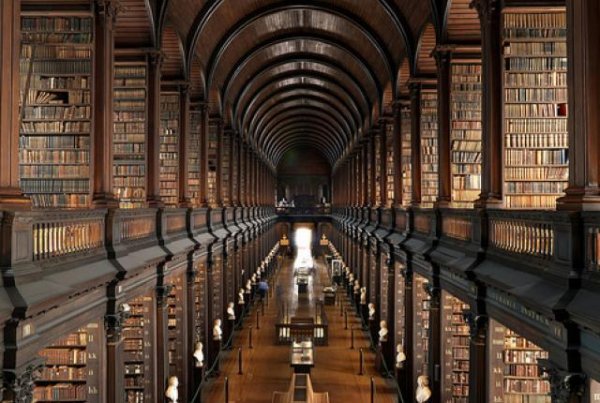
left=256, top=309, right=260, bottom=329
left=350, top=327, right=355, bottom=349
left=249, top=326, right=253, bottom=349
left=340, top=299, right=344, bottom=316
left=238, top=347, right=243, bottom=375
left=359, top=348, right=364, bottom=375
left=370, top=377, right=375, bottom=403
left=224, top=376, right=229, bottom=403
left=344, top=309, right=348, bottom=330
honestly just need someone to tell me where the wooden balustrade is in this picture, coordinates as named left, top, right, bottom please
left=32, top=211, right=105, bottom=261
left=395, top=208, right=407, bottom=232
left=441, top=212, right=472, bottom=242
left=118, top=210, right=156, bottom=243
left=489, top=213, right=553, bottom=259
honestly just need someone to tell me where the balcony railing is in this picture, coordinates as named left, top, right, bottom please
left=275, top=206, right=332, bottom=216
left=488, top=212, right=554, bottom=260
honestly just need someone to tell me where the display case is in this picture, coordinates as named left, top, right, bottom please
left=290, top=341, right=314, bottom=374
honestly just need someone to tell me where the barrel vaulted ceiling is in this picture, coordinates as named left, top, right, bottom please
left=115, top=0, right=480, bottom=168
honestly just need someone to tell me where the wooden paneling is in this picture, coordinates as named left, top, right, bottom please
left=161, top=25, right=184, bottom=80
left=115, top=0, right=153, bottom=48
left=416, top=23, right=437, bottom=75
left=446, top=0, right=481, bottom=42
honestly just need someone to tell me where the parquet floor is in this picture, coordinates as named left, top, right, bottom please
left=200, top=256, right=399, bottom=402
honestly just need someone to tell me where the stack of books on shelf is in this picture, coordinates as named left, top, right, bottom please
left=401, top=106, right=412, bottom=206
left=113, top=63, right=147, bottom=208
left=451, top=62, right=482, bottom=207
left=420, top=91, right=439, bottom=207
left=442, top=293, right=470, bottom=403
left=167, top=275, right=184, bottom=394
left=159, top=93, right=179, bottom=207
left=188, top=110, right=202, bottom=203
left=19, top=15, right=93, bottom=208
left=502, top=9, right=568, bottom=209
left=414, top=276, right=431, bottom=377
left=207, top=123, right=218, bottom=206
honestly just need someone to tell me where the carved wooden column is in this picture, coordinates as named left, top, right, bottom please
left=538, top=359, right=587, bottom=403
left=409, top=82, right=423, bottom=206
left=557, top=0, right=600, bottom=210
left=401, top=269, right=414, bottom=400
left=425, top=283, right=441, bottom=403
left=178, top=84, right=191, bottom=207
left=92, top=0, right=120, bottom=208
left=155, top=283, right=172, bottom=400
left=0, top=0, right=29, bottom=207
left=104, top=305, right=126, bottom=402
left=146, top=51, right=164, bottom=207
left=463, top=312, right=488, bottom=403
left=434, top=47, right=452, bottom=208
left=199, top=103, right=209, bottom=207
left=472, top=0, right=503, bottom=207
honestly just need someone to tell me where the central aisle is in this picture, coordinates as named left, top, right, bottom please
left=200, top=256, right=399, bottom=402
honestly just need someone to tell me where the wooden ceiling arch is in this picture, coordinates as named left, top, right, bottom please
left=414, top=22, right=437, bottom=76
left=273, top=137, right=337, bottom=166
left=258, top=109, right=349, bottom=154
left=442, top=0, right=481, bottom=43
left=160, top=25, right=186, bottom=81
left=240, top=72, right=367, bottom=135
left=396, top=58, right=411, bottom=97
left=160, top=0, right=437, bottom=166
left=114, top=0, right=155, bottom=48
left=272, top=133, right=338, bottom=163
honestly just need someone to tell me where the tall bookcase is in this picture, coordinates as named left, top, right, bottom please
left=113, top=63, right=147, bottom=208
left=401, top=106, right=412, bottom=207
left=413, top=275, right=431, bottom=380
left=159, top=92, right=179, bottom=207
left=489, top=319, right=550, bottom=403
left=441, top=292, right=470, bottom=403
left=590, top=380, right=600, bottom=402
left=386, top=122, right=395, bottom=206
left=123, top=294, right=155, bottom=403
left=374, top=133, right=382, bottom=206
left=188, top=109, right=202, bottom=204
left=207, top=121, right=218, bottom=206
left=19, top=14, right=93, bottom=208
left=221, top=132, right=231, bottom=206
left=451, top=62, right=482, bottom=207
left=420, top=90, right=439, bottom=207
left=167, top=274, right=185, bottom=396
left=35, top=322, right=102, bottom=402
left=502, top=9, right=568, bottom=209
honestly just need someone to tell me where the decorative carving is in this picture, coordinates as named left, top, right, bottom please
left=95, top=0, right=122, bottom=22
left=4, top=361, right=43, bottom=403
left=537, top=359, right=587, bottom=403
left=462, top=311, right=488, bottom=340
left=469, top=0, right=499, bottom=24
left=148, top=50, right=164, bottom=69
left=433, top=47, right=453, bottom=69
left=156, top=284, right=174, bottom=307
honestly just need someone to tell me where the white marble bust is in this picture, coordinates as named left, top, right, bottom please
left=353, top=280, right=360, bottom=294
left=238, top=288, right=245, bottom=304
left=227, top=302, right=236, bottom=320
left=213, top=319, right=222, bottom=341
left=368, top=303, right=376, bottom=320
left=378, top=320, right=388, bottom=343
left=251, top=274, right=257, bottom=285
left=165, top=376, right=179, bottom=402
left=396, top=344, right=406, bottom=368
left=360, top=287, right=367, bottom=305
left=193, top=342, right=204, bottom=368
left=245, top=280, right=252, bottom=293
left=416, top=375, right=432, bottom=403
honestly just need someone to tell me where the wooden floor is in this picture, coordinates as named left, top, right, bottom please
left=200, top=256, right=399, bottom=402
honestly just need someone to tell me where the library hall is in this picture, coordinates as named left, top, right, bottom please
left=1, top=0, right=600, bottom=402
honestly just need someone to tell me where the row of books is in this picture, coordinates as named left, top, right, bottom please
left=453, top=176, right=481, bottom=190
left=115, top=78, right=146, bottom=87
left=505, top=195, right=560, bottom=209
left=452, top=140, right=481, bottom=152
left=39, top=366, right=86, bottom=381
left=21, top=121, right=91, bottom=134
left=20, top=149, right=89, bottom=163
left=21, top=44, right=91, bottom=59
left=19, top=135, right=88, bottom=149
left=20, top=179, right=89, bottom=193
left=503, top=12, right=566, bottom=29
left=505, top=103, right=567, bottom=118
left=505, top=167, right=567, bottom=180
left=504, top=42, right=566, bottom=56
left=505, top=88, right=567, bottom=103
left=21, top=16, right=93, bottom=31
left=505, top=57, right=567, bottom=71
left=505, top=72, right=566, bottom=87
left=115, top=177, right=146, bottom=187
left=506, top=181, right=566, bottom=194
left=505, top=133, right=567, bottom=148
left=115, top=89, right=146, bottom=99
left=33, top=384, right=87, bottom=400
left=26, top=89, right=90, bottom=105
left=25, top=75, right=90, bottom=90
left=20, top=60, right=91, bottom=75
left=22, top=32, right=92, bottom=44
left=29, top=194, right=88, bottom=208
left=503, top=28, right=566, bottom=39
left=401, top=107, right=412, bottom=207
left=115, top=144, right=145, bottom=154
left=504, top=379, right=550, bottom=394
left=22, top=105, right=91, bottom=120
left=505, top=149, right=567, bottom=165
left=114, top=165, right=145, bottom=176
left=115, top=101, right=146, bottom=111
left=39, top=349, right=87, bottom=365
